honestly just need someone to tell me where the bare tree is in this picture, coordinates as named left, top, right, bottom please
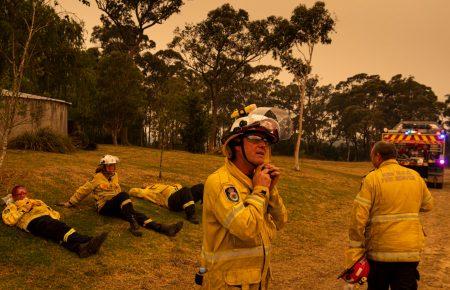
left=0, top=0, right=50, bottom=168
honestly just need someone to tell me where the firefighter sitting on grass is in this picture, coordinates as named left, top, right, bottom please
left=129, top=183, right=204, bottom=224
left=2, top=185, right=107, bottom=258
left=58, top=155, right=183, bottom=237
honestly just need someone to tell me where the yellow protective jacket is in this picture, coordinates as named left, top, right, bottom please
left=346, top=159, right=433, bottom=267
left=201, top=158, right=288, bottom=289
left=129, top=183, right=182, bottom=208
left=69, top=172, right=121, bottom=211
left=2, top=198, right=60, bottom=231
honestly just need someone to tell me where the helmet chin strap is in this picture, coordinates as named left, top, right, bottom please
left=240, top=142, right=259, bottom=169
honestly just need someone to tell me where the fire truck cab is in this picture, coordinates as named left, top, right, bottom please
left=382, top=121, right=446, bottom=189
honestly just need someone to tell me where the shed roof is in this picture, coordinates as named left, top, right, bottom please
left=1, top=89, right=72, bottom=106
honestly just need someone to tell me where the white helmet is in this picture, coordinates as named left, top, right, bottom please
left=99, top=155, right=119, bottom=165
left=222, top=106, right=293, bottom=158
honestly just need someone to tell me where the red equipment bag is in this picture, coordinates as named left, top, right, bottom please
left=338, top=257, right=370, bottom=285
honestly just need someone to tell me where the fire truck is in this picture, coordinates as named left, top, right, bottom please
left=382, top=121, right=446, bottom=188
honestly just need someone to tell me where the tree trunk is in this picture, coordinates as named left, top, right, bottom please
left=111, top=130, right=118, bottom=145
left=121, top=127, right=130, bottom=145
left=0, top=128, right=11, bottom=168
left=294, top=76, right=307, bottom=171
left=208, top=95, right=218, bottom=152
left=0, top=2, right=37, bottom=169
left=346, top=140, right=351, bottom=162
left=158, top=131, right=165, bottom=180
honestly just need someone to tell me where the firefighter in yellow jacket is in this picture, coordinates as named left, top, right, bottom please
left=129, top=183, right=204, bottom=224
left=59, top=155, right=183, bottom=237
left=345, top=141, right=433, bottom=289
left=2, top=185, right=107, bottom=258
left=198, top=106, right=291, bottom=289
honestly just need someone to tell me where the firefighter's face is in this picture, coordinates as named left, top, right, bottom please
left=12, top=187, right=28, bottom=201
left=240, top=133, right=269, bottom=165
left=105, top=164, right=116, bottom=173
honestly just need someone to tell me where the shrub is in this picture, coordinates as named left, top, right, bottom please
left=8, top=128, right=75, bottom=153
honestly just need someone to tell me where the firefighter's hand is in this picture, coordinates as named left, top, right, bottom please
left=263, top=163, right=281, bottom=192
left=23, top=203, right=33, bottom=212
left=253, top=165, right=272, bottom=189
left=57, top=201, right=73, bottom=208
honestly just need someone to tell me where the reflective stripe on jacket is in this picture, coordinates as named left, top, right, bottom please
left=346, top=159, right=433, bottom=267
left=2, top=198, right=60, bottom=231
left=128, top=183, right=182, bottom=208
left=201, top=158, right=287, bottom=289
left=69, top=172, right=121, bottom=210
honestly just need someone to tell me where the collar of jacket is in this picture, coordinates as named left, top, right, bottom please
left=379, top=159, right=398, bottom=168
left=100, top=172, right=116, bottom=181
left=225, top=158, right=253, bottom=190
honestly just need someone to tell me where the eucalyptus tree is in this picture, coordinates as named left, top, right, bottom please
left=443, top=94, right=450, bottom=129
left=218, top=64, right=281, bottom=132
left=81, top=0, right=184, bottom=57
left=170, top=4, right=272, bottom=151
left=139, top=49, right=186, bottom=148
left=270, top=1, right=335, bottom=170
left=79, top=0, right=185, bottom=144
left=387, top=74, right=441, bottom=123
left=96, top=51, right=145, bottom=145
left=302, top=78, right=334, bottom=154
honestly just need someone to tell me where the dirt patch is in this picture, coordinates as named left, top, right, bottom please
left=419, top=172, right=450, bottom=289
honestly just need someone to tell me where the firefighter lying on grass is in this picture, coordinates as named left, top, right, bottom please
left=58, top=155, right=183, bottom=237
left=2, top=185, right=107, bottom=258
left=129, top=183, right=204, bottom=224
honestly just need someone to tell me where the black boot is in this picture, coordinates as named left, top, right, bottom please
left=121, top=202, right=143, bottom=237
left=78, top=232, right=109, bottom=258
left=128, top=216, right=143, bottom=237
left=185, top=205, right=199, bottom=224
left=187, top=214, right=200, bottom=224
left=159, top=221, right=184, bottom=237
left=145, top=221, right=184, bottom=237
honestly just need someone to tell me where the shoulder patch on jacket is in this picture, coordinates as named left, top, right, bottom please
left=224, top=186, right=240, bottom=202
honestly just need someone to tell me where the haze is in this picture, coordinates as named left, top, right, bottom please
left=58, top=0, right=450, bottom=99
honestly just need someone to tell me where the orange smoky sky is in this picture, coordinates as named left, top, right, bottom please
left=57, top=0, right=450, bottom=99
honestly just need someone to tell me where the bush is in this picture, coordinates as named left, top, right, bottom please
left=9, top=128, right=75, bottom=153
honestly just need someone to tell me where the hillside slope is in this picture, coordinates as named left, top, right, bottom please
left=0, top=145, right=446, bottom=289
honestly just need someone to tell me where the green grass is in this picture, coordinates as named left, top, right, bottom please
left=0, top=145, right=373, bottom=289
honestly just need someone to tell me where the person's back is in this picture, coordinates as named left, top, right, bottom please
left=344, top=141, right=433, bottom=290
left=363, top=160, right=432, bottom=262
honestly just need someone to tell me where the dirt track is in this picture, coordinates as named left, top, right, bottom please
left=420, top=173, right=450, bottom=289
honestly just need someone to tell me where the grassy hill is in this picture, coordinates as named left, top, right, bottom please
left=0, top=145, right=373, bottom=289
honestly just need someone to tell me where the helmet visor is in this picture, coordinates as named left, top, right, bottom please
left=249, top=107, right=293, bottom=141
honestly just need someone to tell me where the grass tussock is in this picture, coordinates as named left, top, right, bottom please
left=8, top=128, right=75, bottom=153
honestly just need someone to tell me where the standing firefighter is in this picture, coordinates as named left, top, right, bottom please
left=341, top=141, right=433, bottom=289
left=59, top=155, right=183, bottom=237
left=2, top=185, right=107, bottom=258
left=198, top=105, right=291, bottom=289
left=129, top=183, right=204, bottom=224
